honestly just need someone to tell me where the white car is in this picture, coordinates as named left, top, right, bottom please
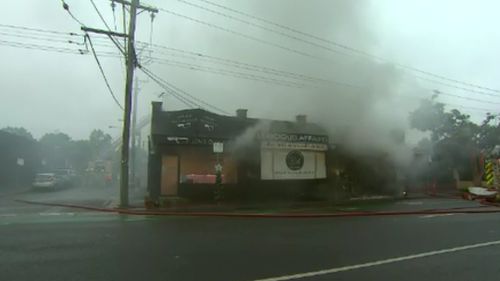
left=32, top=173, right=62, bottom=190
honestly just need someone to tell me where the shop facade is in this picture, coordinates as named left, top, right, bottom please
left=147, top=102, right=329, bottom=201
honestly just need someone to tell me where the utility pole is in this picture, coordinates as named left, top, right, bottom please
left=119, top=0, right=139, bottom=208
left=130, top=76, right=139, bottom=192
left=82, top=0, right=157, bottom=208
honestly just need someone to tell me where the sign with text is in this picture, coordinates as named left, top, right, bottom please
left=261, top=141, right=328, bottom=151
left=261, top=149, right=326, bottom=180
left=164, top=137, right=226, bottom=146
left=258, top=132, right=329, bottom=144
left=213, top=142, right=224, bottom=153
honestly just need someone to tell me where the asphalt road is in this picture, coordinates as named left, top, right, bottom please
left=1, top=190, right=500, bottom=281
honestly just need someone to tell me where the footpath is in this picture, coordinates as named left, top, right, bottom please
left=13, top=191, right=500, bottom=218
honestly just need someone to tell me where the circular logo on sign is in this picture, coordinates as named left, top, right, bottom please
left=286, top=150, right=304, bottom=171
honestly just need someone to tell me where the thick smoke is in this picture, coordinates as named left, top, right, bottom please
left=218, top=1, right=422, bottom=168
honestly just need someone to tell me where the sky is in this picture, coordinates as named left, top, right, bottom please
left=1, top=0, right=499, bottom=145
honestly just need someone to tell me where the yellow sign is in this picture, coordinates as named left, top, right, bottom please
left=485, top=161, right=495, bottom=186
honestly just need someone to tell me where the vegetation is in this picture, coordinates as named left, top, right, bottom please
left=0, top=127, right=114, bottom=189
left=409, top=97, right=500, bottom=184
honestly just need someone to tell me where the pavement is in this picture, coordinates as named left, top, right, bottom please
left=3, top=186, right=500, bottom=280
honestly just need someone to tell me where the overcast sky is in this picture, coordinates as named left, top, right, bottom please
left=1, top=0, right=499, bottom=141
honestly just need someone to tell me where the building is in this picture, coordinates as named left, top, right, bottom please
left=147, top=102, right=329, bottom=202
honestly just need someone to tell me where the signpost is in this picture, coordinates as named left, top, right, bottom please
left=213, top=142, right=223, bottom=153
left=16, top=158, right=24, bottom=188
left=213, top=142, right=224, bottom=203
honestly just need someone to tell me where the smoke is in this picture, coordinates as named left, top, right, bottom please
left=192, top=1, right=422, bottom=170
left=224, top=1, right=420, bottom=168
left=231, top=120, right=271, bottom=152
left=148, top=0, right=426, bottom=169
left=309, top=61, right=418, bottom=168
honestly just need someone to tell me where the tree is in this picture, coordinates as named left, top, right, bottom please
left=39, top=132, right=73, bottom=170
left=89, top=129, right=113, bottom=160
left=1, top=126, right=34, bottom=141
left=410, top=98, right=498, bottom=184
left=69, top=140, right=92, bottom=172
left=0, top=130, right=39, bottom=188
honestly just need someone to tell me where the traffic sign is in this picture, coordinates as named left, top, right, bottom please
left=213, top=142, right=223, bottom=153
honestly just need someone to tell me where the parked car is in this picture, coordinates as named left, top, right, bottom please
left=32, top=173, right=63, bottom=191
left=53, top=169, right=78, bottom=187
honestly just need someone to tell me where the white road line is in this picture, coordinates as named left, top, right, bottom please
left=420, top=214, right=455, bottom=219
left=39, top=212, right=75, bottom=216
left=252, top=240, right=500, bottom=281
left=0, top=214, right=17, bottom=217
left=397, top=201, right=423, bottom=205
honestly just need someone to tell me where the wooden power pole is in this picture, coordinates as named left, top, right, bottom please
left=82, top=0, right=157, bottom=208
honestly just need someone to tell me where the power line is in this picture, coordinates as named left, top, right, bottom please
left=139, top=67, right=199, bottom=108
left=144, top=53, right=500, bottom=108
left=3, top=23, right=499, bottom=103
left=90, top=0, right=126, bottom=54
left=434, top=90, right=500, bottom=106
left=90, top=0, right=114, bottom=31
left=174, top=0, right=350, bottom=56
left=149, top=45, right=500, bottom=104
left=114, top=47, right=498, bottom=110
left=403, top=93, right=497, bottom=113
left=412, top=75, right=500, bottom=99
left=147, top=55, right=492, bottom=111
left=150, top=58, right=500, bottom=113
left=144, top=42, right=352, bottom=87
left=154, top=7, right=500, bottom=98
left=151, top=57, right=321, bottom=89
left=139, top=65, right=230, bottom=114
left=0, top=39, right=84, bottom=54
left=0, top=23, right=79, bottom=36
left=155, top=7, right=337, bottom=64
left=439, top=101, right=496, bottom=113
left=86, top=34, right=124, bottom=110
left=140, top=42, right=500, bottom=104
left=0, top=38, right=495, bottom=115
left=61, top=0, right=86, bottom=26
left=0, top=24, right=497, bottom=114
left=187, top=0, right=500, bottom=95
left=0, top=31, right=79, bottom=45
left=1, top=33, right=496, bottom=110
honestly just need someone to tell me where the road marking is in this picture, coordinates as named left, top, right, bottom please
left=252, top=240, right=500, bottom=281
left=0, top=214, right=17, bottom=217
left=397, top=201, right=423, bottom=205
left=419, top=214, right=455, bottom=219
left=39, top=212, right=75, bottom=216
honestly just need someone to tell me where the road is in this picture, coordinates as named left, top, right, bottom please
left=1, top=188, right=500, bottom=281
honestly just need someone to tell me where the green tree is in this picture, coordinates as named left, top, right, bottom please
left=0, top=130, right=40, bottom=188
left=70, top=140, right=92, bottom=172
left=89, top=129, right=113, bottom=160
left=410, top=98, right=498, bottom=184
left=1, top=127, right=34, bottom=141
left=39, top=132, right=73, bottom=170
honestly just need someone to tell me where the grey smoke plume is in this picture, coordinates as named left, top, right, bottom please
left=220, top=1, right=421, bottom=168
left=231, top=120, right=271, bottom=152
left=154, top=0, right=425, bottom=167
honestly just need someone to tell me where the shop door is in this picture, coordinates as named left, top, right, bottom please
left=161, top=155, right=179, bottom=196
